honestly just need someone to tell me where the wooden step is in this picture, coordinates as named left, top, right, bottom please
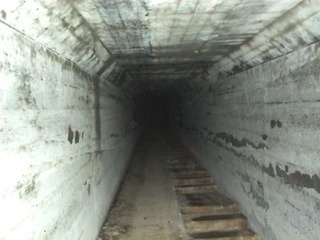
left=170, top=170, right=211, bottom=179
left=167, top=149, right=188, bottom=154
left=167, top=147, right=186, bottom=151
left=181, top=204, right=240, bottom=220
left=168, top=153, right=194, bottom=159
left=167, top=158, right=196, bottom=164
left=175, top=184, right=217, bottom=194
left=177, top=192, right=240, bottom=216
left=166, top=144, right=259, bottom=240
left=190, top=229, right=258, bottom=240
left=185, top=214, right=247, bottom=233
left=172, top=177, right=213, bottom=187
left=169, top=167, right=206, bottom=173
left=168, top=162, right=197, bottom=170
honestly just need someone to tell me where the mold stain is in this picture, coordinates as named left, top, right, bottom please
left=24, top=178, right=36, bottom=195
left=262, top=163, right=275, bottom=177
left=208, top=130, right=214, bottom=136
left=240, top=172, right=251, bottom=183
left=68, top=126, right=74, bottom=144
left=94, top=79, right=101, bottom=150
left=183, top=126, right=262, bottom=167
left=211, top=136, right=260, bottom=168
left=250, top=184, right=269, bottom=210
left=276, top=165, right=320, bottom=193
left=87, top=184, right=91, bottom=196
left=285, top=165, right=289, bottom=173
left=75, top=130, right=80, bottom=144
left=270, top=120, right=282, bottom=128
left=16, top=174, right=38, bottom=199
left=215, top=132, right=268, bottom=150
left=1, top=10, right=6, bottom=20
left=241, top=177, right=269, bottom=210
left=18, top=73, right=37, bottom=107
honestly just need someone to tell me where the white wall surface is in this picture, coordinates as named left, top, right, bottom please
left=0, top=22, right=138, bottom=240
left=178, top=42, right=320, bottom=240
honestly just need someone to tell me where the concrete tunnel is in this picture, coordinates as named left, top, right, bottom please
left=1, top=0, right=320, bottom=239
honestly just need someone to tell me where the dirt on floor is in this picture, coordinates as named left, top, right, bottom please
left=97, top=132, right=187, bottom=240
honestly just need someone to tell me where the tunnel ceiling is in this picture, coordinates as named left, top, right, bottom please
left=1, top=0, right=320, bottom=93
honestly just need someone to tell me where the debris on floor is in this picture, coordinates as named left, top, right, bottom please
left=97, top=132, right=258, bottom=240
left=97, top=133, right=187, bottom=240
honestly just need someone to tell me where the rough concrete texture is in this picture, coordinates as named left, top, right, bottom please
left=3, top=0, right=320, bottom=93
left=0, top=23, right=139, bottom=239
left=211, top=0, right=320, bottom=77
left=177, top=42, right=320, bottom=240
left=1, top=0, right=320, bottom=240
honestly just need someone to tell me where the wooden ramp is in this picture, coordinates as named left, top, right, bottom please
left=167, top=144, right=259, bottom=240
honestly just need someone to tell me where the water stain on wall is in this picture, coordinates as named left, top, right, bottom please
left=68, top=126, right=74, bottom=144
left=262, top=134, right=268, bottom=140
left=1, top=10, right=6, bottom=19
left=16, top=174, right=39, bottom=199
left=94, top=79, right=101, bottom=150
left=215, top=132, right=268, bottom=150
left=276, top=165, right=320, bottom=193
left=250, top=183, right=269, bottom=210
left=262, top=163, right=275, bottom=177
left=75, top=130, right=80, bottom=144
left=270, top=120, right=282, bottom=128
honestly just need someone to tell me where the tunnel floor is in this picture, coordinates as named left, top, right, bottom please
left=98, top=130, right=258, bottom=240
left=97, top=130, right=186, bottom=240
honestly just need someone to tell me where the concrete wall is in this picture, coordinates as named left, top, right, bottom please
left=0, top=23, right=138, bottom=240
left=178, top=42, right=320, bottom=239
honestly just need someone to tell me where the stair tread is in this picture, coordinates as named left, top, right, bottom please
left=190, top=214, right=246, bottom=222
left=185, top=214, right=248, bottom=234
left=190, top=229, right=257, bottom=239
left=166, top=146, right=259, bottom=240
left=168, top=154, right=195, bottom=158
left=174, top=176, right=212, bottom=180
left=175, top=183, right=216, bottom=188
left=170, top=170, right=211, bottom=178
left=169, top=167, right=204, bottom=171
left=173, top=179, right=213, bottom=187
left=168, top=160, right=195, bottom=164
left=177, top=192, right=235, bottom=207
left=169, top=162, right=196, bottom=166
left=170, top=167, right=206, bottom=172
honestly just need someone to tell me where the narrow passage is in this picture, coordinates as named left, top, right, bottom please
left=98, top=130, right=258, bottom=240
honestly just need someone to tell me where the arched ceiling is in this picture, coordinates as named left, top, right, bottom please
left=1, top=0, right=320, bottom=94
